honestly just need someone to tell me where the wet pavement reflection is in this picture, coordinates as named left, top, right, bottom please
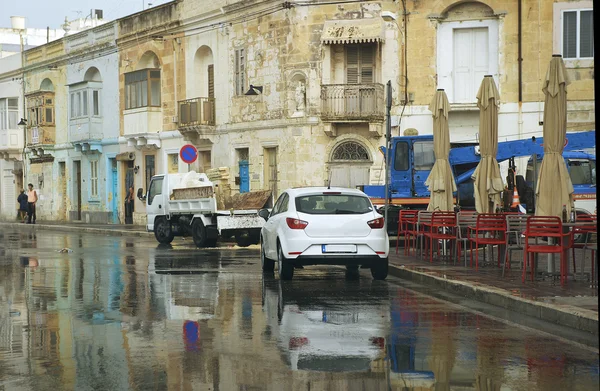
left=0, top=227, right=598, bottom=390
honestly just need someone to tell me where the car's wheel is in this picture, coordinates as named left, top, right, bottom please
left=236, top=233, right=253, bottom=247
left=154, top=217, right=174, bottom=244
left=261, top=240, right=275, bottom=273
left=277, top=244, right=294, bottom=280
left=192, top=219, right=208, bottom=248
left=371, top=258, right=389, bottom=280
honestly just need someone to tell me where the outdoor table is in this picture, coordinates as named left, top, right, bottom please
left=545, top=221, right=597, bottom=277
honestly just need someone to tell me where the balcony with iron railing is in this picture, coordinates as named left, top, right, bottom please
left=321, top=83, right=385, bottom=122
left=178, top=97, right=215, bottom=127
left=177, top=97, right=216, bottom=143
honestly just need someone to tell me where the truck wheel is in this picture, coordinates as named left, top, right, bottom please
left=235, top=233, right=253, bottom=248
left=192, top=219, right=209, bottom=248
left=154, top=217, right=174, bottom=244
left=277, top=245, right=294, bottom=280
left=370, top=258, right=389, bottom=280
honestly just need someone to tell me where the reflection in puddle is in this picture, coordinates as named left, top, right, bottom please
left=0, top=227, right=598, bottom=390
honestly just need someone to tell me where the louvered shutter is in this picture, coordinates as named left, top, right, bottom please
left=563, top=11, right=577, bottom=58
left=360, top=45, right=374, bottom=84
left=346, top=46, right=359, bottom=84
left=208, top=64, right=215, bottom=98
left=580, top=10, right=594, bottom=58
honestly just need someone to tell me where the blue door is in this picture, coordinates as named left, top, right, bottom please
left=239, top=160, right=249, bottom=193
left=110, top=159, right=119, bottom=223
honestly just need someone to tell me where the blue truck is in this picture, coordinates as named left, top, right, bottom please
left=361, top=130, right=596, bottom=235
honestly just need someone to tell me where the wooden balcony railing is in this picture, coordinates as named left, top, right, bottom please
left=178, top=97, right=215, bottom=127
left=321, top=83, right=385, bottom=122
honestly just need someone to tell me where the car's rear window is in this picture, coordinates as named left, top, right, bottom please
left=295, top=194, right=373, bottom=215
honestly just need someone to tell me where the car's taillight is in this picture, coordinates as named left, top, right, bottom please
left=286, top=217, right=308, bottom=230
left=289, top=337, right=310, bottom=349
left=367, top=217, right=385, bottom=229
left=369, top=337, right=385, bottom=349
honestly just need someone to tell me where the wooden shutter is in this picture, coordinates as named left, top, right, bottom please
left=346, top=46, right=359, bottom=84
left=235, top=49, right=246, bottom=95
left=360, top=46, right=374, bottom=84
left=207, top=64, right=215, bottom=98
left=563, top=11, right=577, bottom=58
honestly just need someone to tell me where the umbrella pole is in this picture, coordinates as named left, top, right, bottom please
left=384, top=81, right=392, bottom=229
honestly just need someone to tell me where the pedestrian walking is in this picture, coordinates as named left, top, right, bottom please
left=17, top=189, right=28, bottom=223
left=125, top=186, right=134, bottom=224
left=26, top=183, right=37, bottom=224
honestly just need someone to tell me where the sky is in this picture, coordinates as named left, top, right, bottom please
left=0, top=0, right=173, bottom=30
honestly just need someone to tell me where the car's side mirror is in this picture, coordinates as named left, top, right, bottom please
left=137, top=188, right=146, bottom=201
left=258, top=208, right=270, bottom=221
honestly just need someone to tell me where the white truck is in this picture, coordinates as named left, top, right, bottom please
left=140, top=172, right=271, bottom=247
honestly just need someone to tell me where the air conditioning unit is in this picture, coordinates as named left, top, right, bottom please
left=172, top=116, right=178, bottom=123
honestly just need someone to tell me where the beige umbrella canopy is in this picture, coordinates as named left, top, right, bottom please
left=426, top=89, right=457, bottom=211
left=536, top=55, right=574, bottom=217
left=473, top=76, right=504, bottom=213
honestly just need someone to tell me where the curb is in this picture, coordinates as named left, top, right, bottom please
left=0, top=222, right=154, bottom=238
left=387, top=263, right=598, bottom=335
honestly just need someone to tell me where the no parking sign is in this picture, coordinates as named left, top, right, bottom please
left=180, top=144, right=198, bottom=164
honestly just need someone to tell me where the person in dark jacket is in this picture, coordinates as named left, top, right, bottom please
left=17, top=190, right=28, bottom=223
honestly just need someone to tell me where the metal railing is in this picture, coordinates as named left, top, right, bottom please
left=321, top=83, right=385, bottom=121
left=178, top=97, right=216, bottom=127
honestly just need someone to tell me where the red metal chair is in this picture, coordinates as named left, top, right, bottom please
left=522, top=216, right=570, bottom=285
left=396, top=210, right=419, bottom=255
left=424, top=211, right=457, bottom=263
left=468, top=213, right=507, bottom=271
left=569, top=214, right=597, bottom=277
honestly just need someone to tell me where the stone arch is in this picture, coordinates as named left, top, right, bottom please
left=193, top=45, right=214, bottom=98
left=440, top=1, right=496, bottom=21
left=137, top=50, right=161, bottom=70
left=326, top=138, right=373, bottom=188
left=40, top=78, right=54, bottom=92
left=84, top=67, right=102, bottom=82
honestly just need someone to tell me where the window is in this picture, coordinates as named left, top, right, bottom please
left=332, top=142, right=370, bottom=161
left=92, top=90, right=100, bottom=116
left=125, top=69, right=161, bottom=109
left=0, top=98, right=18, bottom=130
left=271, top=192, right=288, bottom=216
left=70, top=90, right=93, bottom=119
left=167, top=153, right=179, bottom=173
left=394, top=142, right=409, bottom=171
left=90, top=161, right=98, bottom=197
left=295, top=194, right=373, bottom=215
left=147, top=177, right=163, bottom=205
left=199, top=150, right=211, bottom=173
left=562, top=9, right=593, bottom=59
left=346, top=45, right=375, bottom=84
left=413, top=141, right=435, bottom=171
left=568, top=159, right=596, bottom=185
left=234, top=49, right=246, bottom=96
left=145, top=155, right=156, bottom=191
left=27, top=94, right=54, bottom=126
left=453, top=27, right=489, bottom=103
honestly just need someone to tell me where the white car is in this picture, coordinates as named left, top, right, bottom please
left=258, top=187, right=389, bottom=280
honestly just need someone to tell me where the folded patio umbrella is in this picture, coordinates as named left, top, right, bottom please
left=473, top=76, right=504, bottom=213
left=535, top=55, right=574, bottom=217
left=425, top=89, right=457, bottom=211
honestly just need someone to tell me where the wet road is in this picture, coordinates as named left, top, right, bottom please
left=0, top=228, right=598, bottom=391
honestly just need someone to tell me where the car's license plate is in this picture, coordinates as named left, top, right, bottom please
left=321, top=244, right=357, bottom=253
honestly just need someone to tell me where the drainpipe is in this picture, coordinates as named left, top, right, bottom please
left=517, top=0, right=523, bottom=141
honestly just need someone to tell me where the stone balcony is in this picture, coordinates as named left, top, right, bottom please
left=0, top=128, right=24, bottom=160
left=177, top=97, right=216, bottom=144
left=123, top=107, right=162, bottom=150
left=321, top=83, right=385, bottom=137
left=70, top=117, right=103, bottom=153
